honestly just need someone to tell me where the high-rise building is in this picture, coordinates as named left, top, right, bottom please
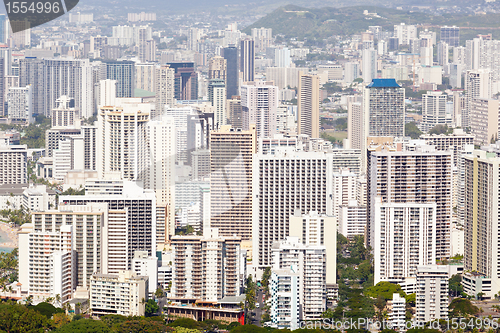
left=421, top=91, right=448, bottom=132
left=272, top=237, right=326, bottom=320
left=43, top=59, right=94, bottom=118
left=362, top=48, right=377, bottom=84
left=210, top=125, right=256, bottom=240
left=289, top=211, right=336, bottom=285
left=367, top=145, right=452, bottom=259
left=274, top=47, right=291, bottom=68
left=51, top=96, right=76, bottom=128
left=227, top=96, right=243, bottom=129
left=7, top=85, right=32, bottom=123
left=344, top=62, right=360, bottom=83
left=437, top=41, right=449, bottom=66
left=208, top=56, right=227, bottom=82
left=82, top=125, right=97, bottom=171
left=222, top=46, right=238, bottom=99
left=253, top=149, right=333, bottom=267
left=135, top=63, right=155, bottom=93
left=0, top=15, right=6, bottom=44
left=421, top=128, right=474, bottom=166
left=105, top=60, right=135, bottom=98
left=270, top=268, right=300, bottom=330
left=364, top=79, right=405, bottom=138
left=373, top=200, right=437, bottom=284
left=465, top=69, right=493, bottom=128
left=347, top=96, right=363, bottom=151
left=420, top=34, right=434, bottom=67
left=208, top=79, right=227, bottom=128
left=154, top=65, right=175, bottom=118
left=463, top=151, right=500, bottom=298
left=98, top=79, right=117, bottom=108
left=240, top=39, right=255, bottom=83
left=440, top=26, right=460, bottom=47
left=147, top=115, right=176, bottom=241
left=416, top=265, right=449, bottom=323
left=60, top=179, right=156, bottom=270
left=96, top=105, right=150, bottom=181
left=0, top=58, right=4, bottom=117
left=297, top=74, right=320, bottom=139
left=168, top=62, right=198, bottom=100
left=251, top=27, right=272, bottom=52
left=90, top=270, right=148, bottom=316
left=0, top=145, right=27, bottom=185
left=470, top=98, right=499, bottom=145
left=240, top=81, right=278, bottom=138
left=171, top=228, right=242, bottom=301
left=338, top=201, right=367, bottom=239
left=332, top=168, right=357, bottom=218
left=394, top=23, right=417, bottom=45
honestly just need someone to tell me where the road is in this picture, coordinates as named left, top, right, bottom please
left=252, top=289, right=264, bottom=327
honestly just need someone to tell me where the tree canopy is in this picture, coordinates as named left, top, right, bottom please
left=449, top=298, right=480, bottom=318
left=365, top=281, right=405, bottom=300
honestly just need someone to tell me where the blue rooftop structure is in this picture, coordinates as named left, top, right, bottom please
left=366, top=78, right=401, bottom=88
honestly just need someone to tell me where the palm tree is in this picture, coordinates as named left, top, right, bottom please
left=55, top=293, right=61, bottom=307
left=25, top=295, right=33, bottom=306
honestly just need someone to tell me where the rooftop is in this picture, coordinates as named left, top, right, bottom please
left=367, top=78, right=401, bottom=88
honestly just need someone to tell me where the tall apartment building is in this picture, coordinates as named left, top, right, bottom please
left=338, top=201, right=367, bottom=239
left=18, top=224, right=74, bottom=302
left=96, top=105, right=150, bottom=181
left=240, top=81, right=278, bottom=138
left=210, top=125, right=256, bottom=240
left=208, top=56, right=227, bottom=82
left=347, top=98, right=363, bottom=150
left=51, top=96, right=76, bottom=127
left=421, top=91, right=448, bottom=132
left=251, top=27, right=272, bottom=52
left=0, top=145, right=27, bottom=185
left=272, top=237, right=326, bottom=320
left=252, top=149, right=333, bottom=267
left=222, top=46, right=238, bottom=99
left=289, top=211, right=336, bottom=285
left=136, top=63, right=155, bottom=93
left=437, top=41, right=449, bottom=66
left=421, top=128, right=474, bottom=166
left=463, top=151, right=500, bottom=298
left=82, top=125, right=97, bottom=171
left=45, top=128, right=81, bottom=157
left=43, top=59, right=93, bottom=118
left=227, top=96, right=243, bottom=129
left=170, top=228, right=242, bottom=301
left=240, top=39, right=255, bottom=83
left=298, top=74, right=320, bottom=139
left=7, top=85, right=33, bottom=124
left=19, top=58, right=47, bottom=116
left=105, top=60, right=135, bottom=98
left=168, top=62, right=198, bottom=100
left=416, top=265, right=449, bottom=323
left=362, top=48, right=377, bottom=84
left=147, top=115, right=176, bottom=241
left=373, top=200, right=437, bottom=284
left=208, top=79, right=227, bottom=128
left=465, top=69, right=492, bottom=128
left=90, top=270, right=148, bottom=316
left=29, top=203, right=107, bottom=291
left=270, top=268, right=300, bottom=330
left=470, top=98, right=499, bottom=145
left=332, top=168, right=357, bottom=218
left=394, top=23, right=417, bottom=45
left=440, top=26, right=459, bottom=47
left=60, top=179, right=156, bottom=270
left=154, top=65, right=175, bottom=118
left=367, top=145, right=452, bottom=259
left=364, top=79, right=405, bottom=138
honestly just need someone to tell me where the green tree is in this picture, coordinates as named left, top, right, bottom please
left=230, top=324, right=266, bottom=333
left=168, top=318, right=203, bottom=329
left=114, top=319, right=167, bottom=333
left=449, top=298, right=480, bottom=318
left=429, top=124, right=452, bottom=135
left=405, top=122, right=423, bottom=139
left=0, top=303, right=51, bottom=333
left=261, top=267, right=271, bottom=298
left=154, top=287, right=164, bottom=299
left=53, top=319, right=111, bottom=332
left=145, top=299, right=159, bottom=317
left=365, top=281, right=405, bottom=300
left=449, top=274, right=463, bottom=296
left=31, top=301, right=63, bottom=318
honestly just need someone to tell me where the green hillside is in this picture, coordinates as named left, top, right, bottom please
left=245, top=5, right=500, bottom=41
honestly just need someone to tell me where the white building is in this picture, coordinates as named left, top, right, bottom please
left=374, top=199, right=437, bottom=284
left=90, top=270, right=148, bottom=316
left=7, top=85, right=33, bottom=124
left=240, top=81, right=278, bottom=138
left=421, top=91, right=448, bottom=132
left=289, top=210, right=336, bottom=285
left=394, top=23, right=417, bottom=45
left=389, top=293, right=406, bottom=331
left=272, top=237, right=326, bottom=320
left=208, top=79, right=227, bottom=128
left=154, top=65, right=175, bottom=119
left=0, top=145, right=27, bottom=185
left=362, top=48, right=377, bottom=84
left=332, top=168, right=357, bottom=218
left=270, top=268, right=300, bottom=330
left=338, top=200, right=367, bottom=239
left=132, top=251, right=158, bottom=296
left=416, top=265, right=449, bottom=323
left=51, top=96, right=77, bottom=128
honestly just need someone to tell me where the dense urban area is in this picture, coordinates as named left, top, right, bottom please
left=2, top=0, right=500, bottom=331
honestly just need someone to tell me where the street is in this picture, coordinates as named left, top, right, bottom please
left=252, top=289, right=264, bottom=327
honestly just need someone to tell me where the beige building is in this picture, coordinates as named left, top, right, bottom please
left=298, top=74, right=320, bottom=138
left=154, top=65, right=175, bottom=118
left=170, top=228, right=242, bottom=302
left=210, top=125, right=256, bottom=240
left=90, top=270, right=148, bottom=316
left=470, top=98, right=499, bottom=146
left=0, top=145, right=27, bottom=185
left=208, top=56, right=227, bottom=82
